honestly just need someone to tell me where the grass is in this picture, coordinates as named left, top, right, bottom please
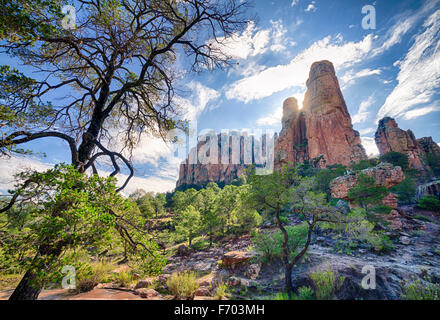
left=310, top=263, right=344, bottom=300
left=74, top=260, right=115, bottom=293
left=167, top=271, right=199, bottom=299
left=215, top=282, right=229, bottom=300
left=400, top=276, right=440, bottom=300
left=0, top=273, right=22, bottom=290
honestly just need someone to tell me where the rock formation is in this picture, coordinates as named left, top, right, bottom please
left=176, top=132, right=273, bottom=189
left=374, top=117, right=427, bottom=170
left=301, top=60, right=367, bottom=167
left=274, top=97, right=308, bottom=170
left=329, top=162, right=405, bottom=208
left=274, top=60, right=367, bottom=170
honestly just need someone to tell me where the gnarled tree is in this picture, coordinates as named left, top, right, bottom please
left=0, top=0, right=250, bottom=299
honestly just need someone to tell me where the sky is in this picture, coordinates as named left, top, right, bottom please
left=1, top=0, right=440, bottom=195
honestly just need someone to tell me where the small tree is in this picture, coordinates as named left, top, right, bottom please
left=246, top=165, right=333, bottom=294
left=347, top=173, right=388, bottom=209
left=174, top=205, right=202, bottom=246
left=380, top=152, right=409, bottom=171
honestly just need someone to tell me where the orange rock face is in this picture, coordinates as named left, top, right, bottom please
left=302, top=60, right=367, bottom=167
left=274, top=97, right=308, bottom=170
left=375, top=117, right=426, bottom=170
left=329, top=162, right=405, bottom=200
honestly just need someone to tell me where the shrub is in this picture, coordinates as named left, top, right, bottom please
left=215, top=282, right=229, bottom=300
left=390, top=177, right=417, bottom=204
left=347, top=173, right=388, bottom=209
left=417, top=195, right=440, bottom=212
left=380, top=151, right=409, bottom=170
left=75, top=261, right=114, bottom=293
left=115, top=270, right=134, bottom=287
left=310, top=263, right=344, bottom=300
left=296, top=286, right=315, bottom=300
left=401, top=276, right=440, bottom=300
left=167, top=271, right=199, bottom=299
left=251, top=224, right=308, bottom=265
left=236, top=209, right=262, bottom=234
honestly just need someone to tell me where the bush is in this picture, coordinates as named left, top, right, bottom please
left=115, top=270, right=134, bottom=287
left=380, top=151, right=409, bottom=170
left=310, top=263, right=344, bottom=300
left=75, top=261, right=114, bottom=293
left=215, top=282, right=229, bottom=300
left=167, top=271, right=199, bottom=299
left=390, top=177, right=417, bottom=204
left=296, top=286, right=315, bottom=300
left=417, top=195, right=440, bottom=212
left=401, top=276, right=440, bottom=300
left=236, top=209, right=262, bottom=234
left=251, top=224, right=308, bottom=265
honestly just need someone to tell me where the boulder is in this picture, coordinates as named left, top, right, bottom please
left=246, top=264, right=261, bottom=280
left=135, top=288, right=160, bottom=299
left=222, top=251, right=256, bottom=268
left=194, top=287, right=211, bottom=297
left=134, top=278, right=154, bottom=289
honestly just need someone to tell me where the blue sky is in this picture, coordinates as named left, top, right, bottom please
left=1, top=0, right=440, bottom=195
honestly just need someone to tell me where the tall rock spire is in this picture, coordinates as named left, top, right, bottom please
left=301, top=60, right=367, bottom=167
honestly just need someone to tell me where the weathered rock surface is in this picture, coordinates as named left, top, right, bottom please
left=375, top=117, right=440, bottom=172
left=330, top=162, right=405, bottom=200
left=176, top=132, right=272, bottom=189
left=301, top=60, right=367, bottom=167
left=274, top=97, right=308, bottom=170
left=222, top=251, right=256, bottom=268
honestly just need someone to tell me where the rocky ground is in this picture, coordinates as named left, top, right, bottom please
left=1, top=205, right=439, bottom=300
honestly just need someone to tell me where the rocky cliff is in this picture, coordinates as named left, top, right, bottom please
left=274, top=97, right=308, bottom=170
left=375, top=117, right=440, bottom=172
left=176, top=132, right=272, bottom=189
left=275, top=60, right=367, bottom=169
left=177, top=60, right=369, bottom=189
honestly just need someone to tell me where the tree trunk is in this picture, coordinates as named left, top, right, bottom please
left=285, top=264, right=294, bottom=295
left=8, top=269, right=41, bottom=300
left=9, top=243, right=63, bottom=300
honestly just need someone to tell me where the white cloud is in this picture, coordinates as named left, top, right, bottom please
left=358, top=127, right=375, bottom=135
left=402, top=106, right=440, bottom=120
left=377, top=10, right=440, bottom=121
left=352, top=95, right=375, bottom=124
left=341, top=68, right=382, bottom=88
left=226, top=34, right=374, bottom=104
left=305, top=1, right=316, bottom=12
left=0, top=155, right=176, bottom=196
left=291, top=0, right=299, bottom=7
left=361, top=137, right=379, bottom=158
left=256, top=106, right=283, bottom=126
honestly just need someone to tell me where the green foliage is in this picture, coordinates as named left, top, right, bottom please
left=400, top=276, right=440, bottom=300
left=425, top=153, right=440, bottom=177
left=1, top=164, right=166, bottom=287
left=322, top=208, right=393, bottom=252
left=310, top=263, right=344, bottom=300
left=167, top=271, right=199, bottom=299
left=313, top=165, right=346, bottom=197
left=350, top=159, right=379, bottom=171
left=174, top=205, right=202, bottom=246
left=417, top=195, right=440, bottom=212
left=347, top=173, right=388, bottom=208
left=390, top=176, right=417, bottom=204
left=296, top=286, right=315, bottom=300
left=380, top=152, right=409, bottom=170
left=215, top=282, right=229, bottom=300
left=251, top=224, right=308, bottom=265
left=74, top=260, right=115, bottom=293
left=115, top=270, right=134, bottom=287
